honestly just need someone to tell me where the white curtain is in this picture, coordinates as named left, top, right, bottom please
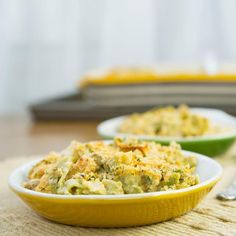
left=0, top=0, right=236, bottom=114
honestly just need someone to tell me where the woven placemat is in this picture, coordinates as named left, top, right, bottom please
left=1, top=156, right=236, bottom=236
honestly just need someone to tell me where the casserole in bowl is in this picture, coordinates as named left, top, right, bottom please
left=97, top=107, right=236, bottom=156
left=9, top=140, right=222, bottom=227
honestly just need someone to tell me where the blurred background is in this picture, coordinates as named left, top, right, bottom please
left=1, top=0, right=236, bottom=116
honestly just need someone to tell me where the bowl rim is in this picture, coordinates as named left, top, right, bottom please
left=97, top=107, right=236, bottom=142
left=9, top=150, right=223, bottom=200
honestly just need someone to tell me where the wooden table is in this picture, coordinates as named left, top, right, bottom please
left=1, top=115, right=236, bottom=235
left=1, top=114, right=235, bottom=181
left=0, top=115, right=101, bottom=160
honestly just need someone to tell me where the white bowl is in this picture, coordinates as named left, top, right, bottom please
left=97, top=108, right=236, bottom=156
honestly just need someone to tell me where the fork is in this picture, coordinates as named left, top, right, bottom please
left=217, top=177, right=236, bottom=201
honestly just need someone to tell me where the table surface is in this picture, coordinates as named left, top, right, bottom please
left=1, top=115, right=236, bottom=164
left=0, top=115, right=102, bottom=160
left=1, top=115, right=236, bottom=235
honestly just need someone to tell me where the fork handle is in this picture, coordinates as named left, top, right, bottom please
left=217, top=177, right=236, bottom=201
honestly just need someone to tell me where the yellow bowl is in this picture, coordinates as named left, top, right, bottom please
left=9, top=151, right=222, bottom=227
